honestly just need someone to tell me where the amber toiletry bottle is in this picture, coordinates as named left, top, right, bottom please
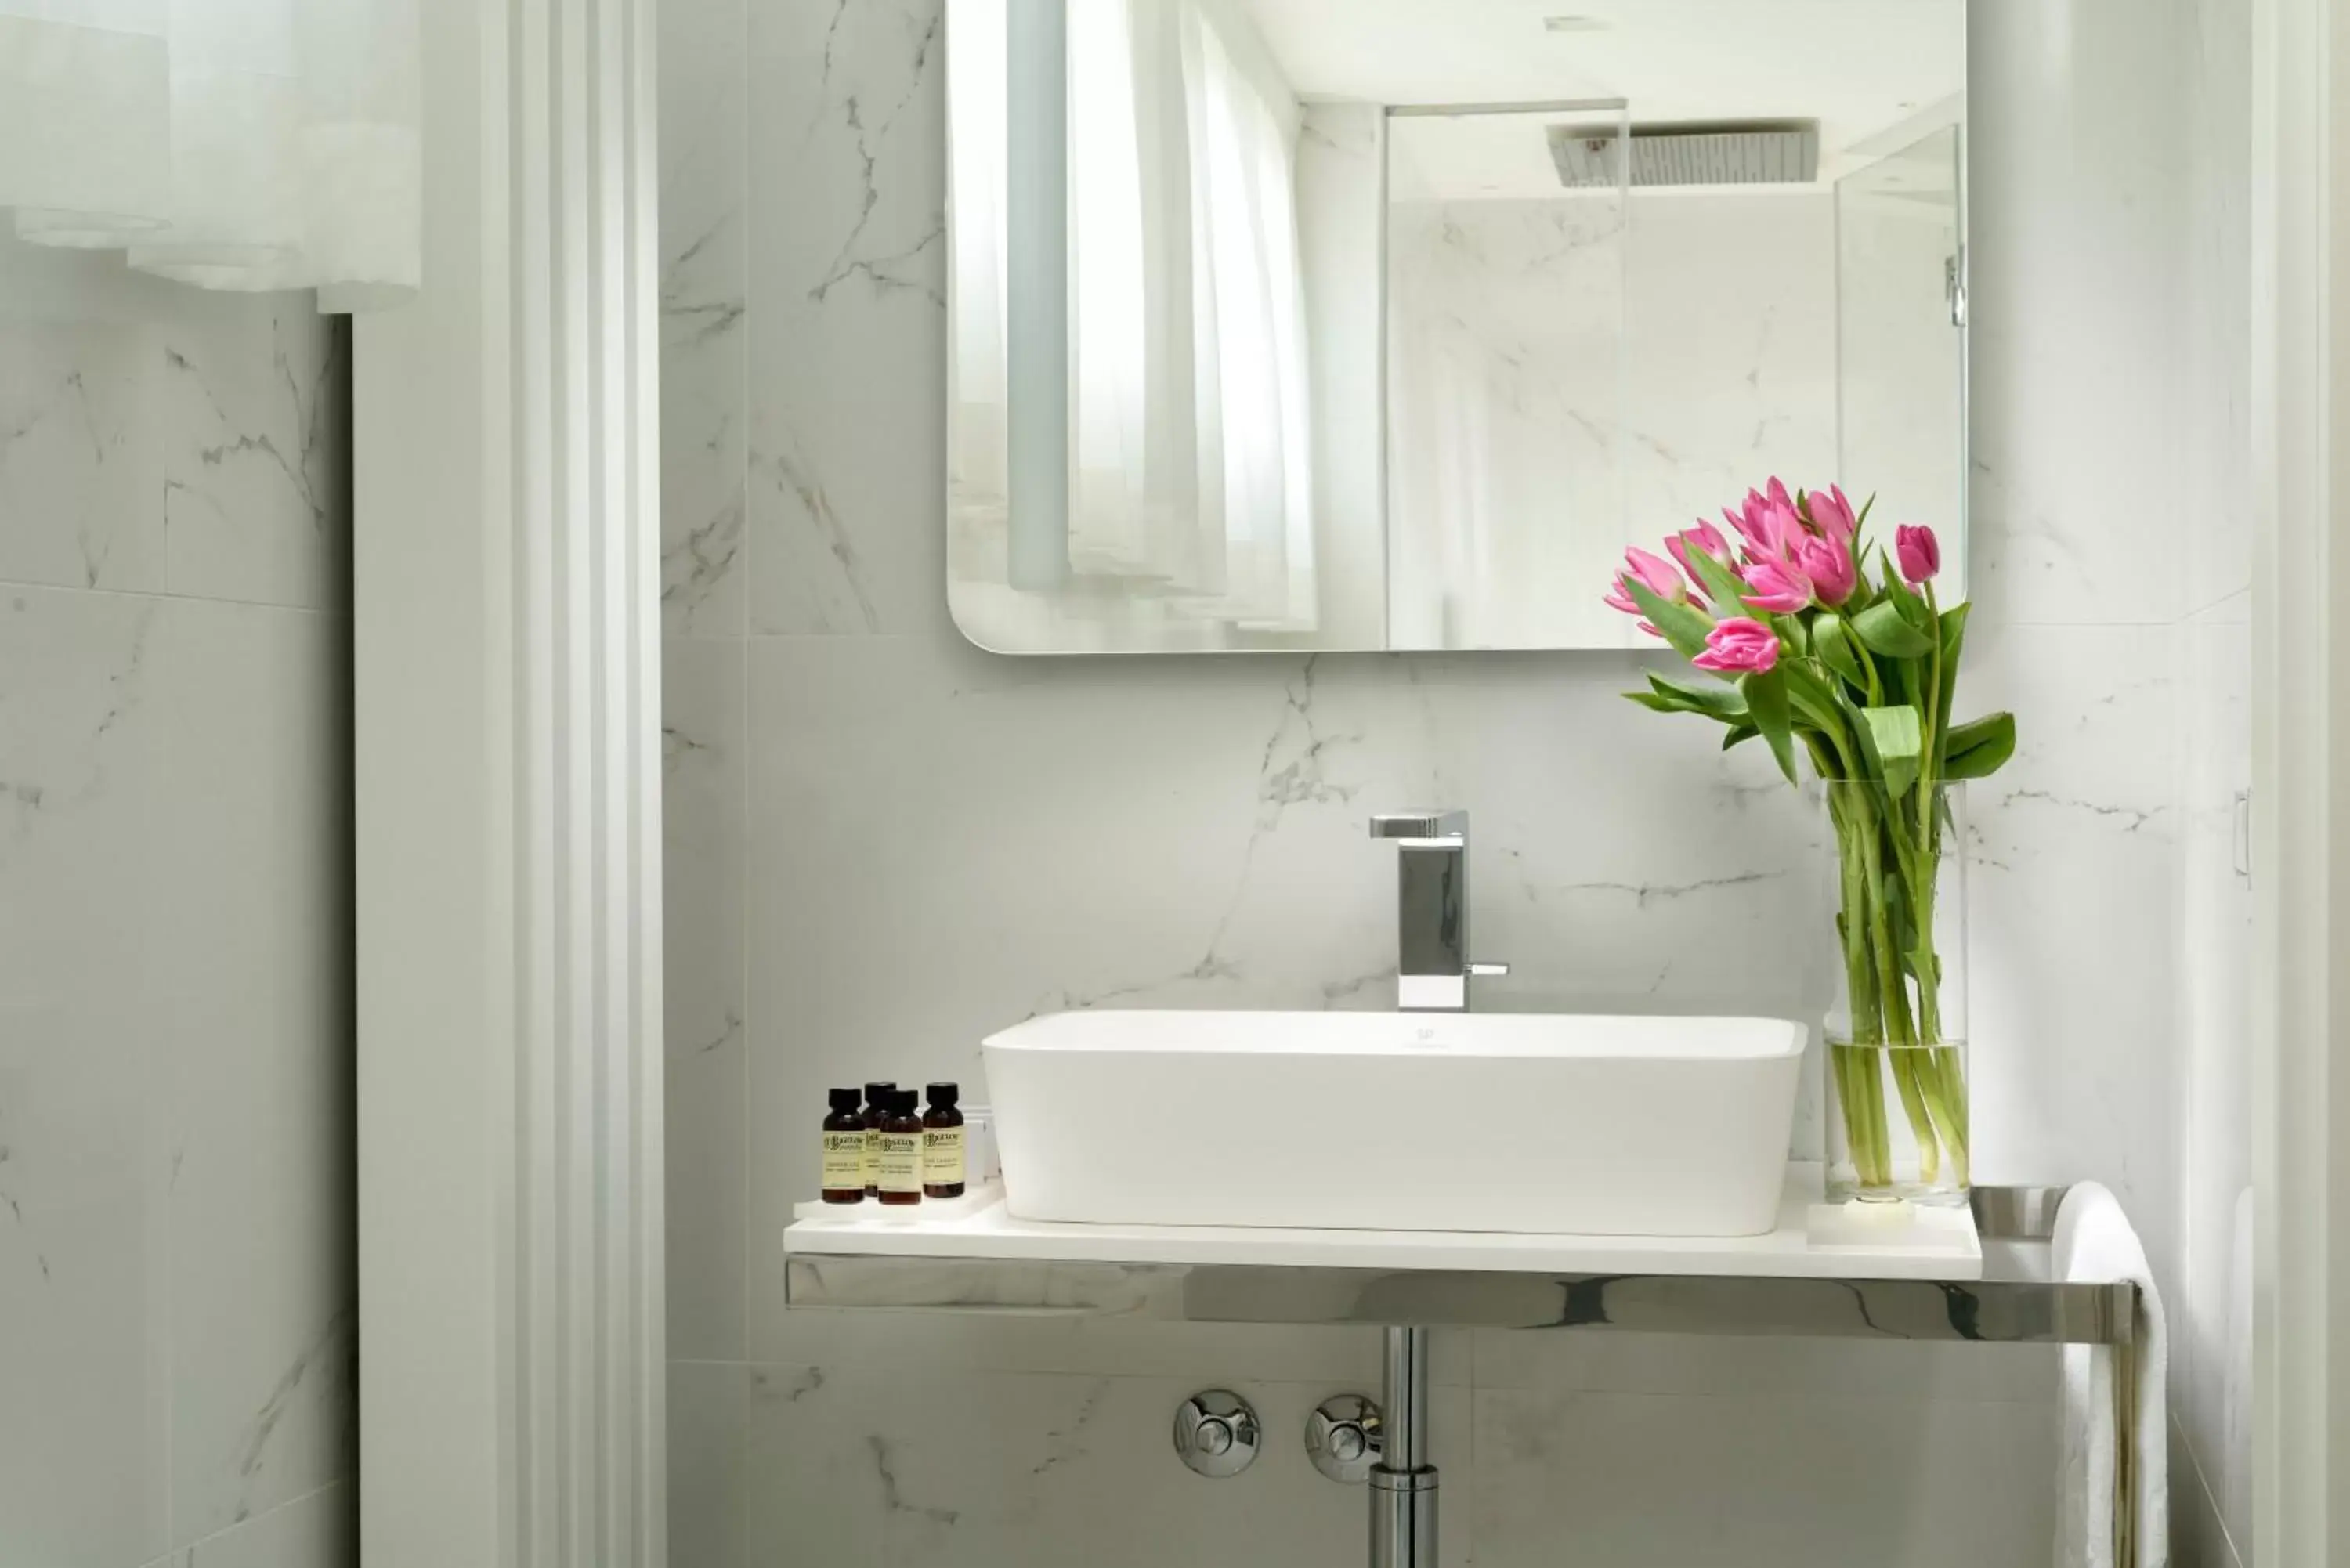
left=861, top=1081, right=895, bottom=1198
left=877, top=1090, right=925, bottom=1207
left=821, top=1088, right=866, bottom=1205
left=922, top=1082, right=967, bottom=1198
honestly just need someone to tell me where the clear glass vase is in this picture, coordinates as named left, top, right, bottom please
left=1822, top=781, right=1970, bottom=1205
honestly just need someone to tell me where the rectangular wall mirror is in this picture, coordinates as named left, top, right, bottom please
left=946, top=0, right=1968, bottom=654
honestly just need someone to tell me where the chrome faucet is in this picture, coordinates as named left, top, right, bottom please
left=1368, top=811, right=1508, bottom=1013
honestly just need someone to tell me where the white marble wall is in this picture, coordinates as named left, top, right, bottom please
left=663, top=1, right=2249, bottom=1563
left=0, top=235, right=354, bottom=1567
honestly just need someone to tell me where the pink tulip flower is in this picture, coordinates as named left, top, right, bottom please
left=1626, top=546, right=1687, bottom=601
left=1896, top=524, right=1942, bottom=584
left=1692, top=616, right=1780, bottom=675
left=1668, top=520, right=1731, bottom=587
left=1740, top=554, right=1813, bottom=614
left=1766, top=476, right=1796, bottom=515
left=1796, top=534, right=1857, bottom=607
left=1807, top=485, right=1858, bottom=547
left=1604, top=546, right=1693, bottom=619
left=1726, top=491, right=1799, bottom=560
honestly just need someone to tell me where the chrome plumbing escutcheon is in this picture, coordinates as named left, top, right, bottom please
left=1173, top=1389, right=1261, bottom=1478
left=1305, top=1393, right=1383, bottom=1483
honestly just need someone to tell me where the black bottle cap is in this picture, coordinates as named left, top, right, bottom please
left=828, top=1087, right=862, bottom=1114
left=927, top=1082, right=959, bottom=1105
left=898, top=1089, right=922, bottom=1114
left=863, top=1081, right=895, bottom=1104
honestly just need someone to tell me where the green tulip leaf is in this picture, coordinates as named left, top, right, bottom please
left=1887, top=577, right=1937, bottom=634
left=1812, top=612, right=1869, bottom=690
left=1741, top=668, right=1799, bottom=786
left=1943, top=710, right=2018, bottom=779
left=1849, top=600, right=1935, bottom=659
left=1939, top=599, right=1971, bottom=662
left=1936, top=601, right=1971, bottom=728
left=1650, top=670, right=1750, bottom=720
left=1621, top=576, right=1716, bottom=662
left=1853, top=703, right=1925, bottom=799
left=1679, top=545, right=1752, bottom=617
left=1722, top=722, right=1759, bottom=752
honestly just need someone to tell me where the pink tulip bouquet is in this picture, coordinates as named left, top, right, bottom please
left=1607, top=480, right=2016, bottom=1201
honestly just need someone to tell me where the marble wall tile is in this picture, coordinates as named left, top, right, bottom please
left=1470, top=1382, right=2056, bottom=1568
left=147, top=601, right=355, bottom=1541
left=669, top=1362, right=755, bottom=1568
left=827, top=1318, right=1468, bottom=1393
left=746, top=0, right=947, bottom=636
left=698, top=1363, right=1473, bottom=1568
left=0, top=315, right=165, bottom=594
left=160, top=301, right=347, bottom=611
left=2177, top=0, right=2254, bottom=617
left=1961, top=620, right=2182, bottom=1275
left=0, top=587, right=355, bottom=1557
left=660, top=0, right=749, bottom=637
left=0, top=585, right=173, bottom=1568
left=2174, top=590, right=2253, bottom=1555
left=168, top=1485, right=353, bottom=1568
left=665, top=639, right=750, bottom=1363
left=1968, top=0, right=2193, bottom=628
left=2, top=487, right=353, bottom=1568
left=2171, top=1417, right=2247, bottom=1568
left=1, top=239, right=352, bottom=1567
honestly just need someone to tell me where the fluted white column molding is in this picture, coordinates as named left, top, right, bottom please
left=353, top=0, right=664, bottom=1563
left=2253, top=0, right=2350, bottom=1559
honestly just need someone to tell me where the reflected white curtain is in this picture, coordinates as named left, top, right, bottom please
left=953, top=0, right=1317, bottom=630
left=0, top=0, right=420, bottom=309
left=949, top=0, right=1010, bottom=506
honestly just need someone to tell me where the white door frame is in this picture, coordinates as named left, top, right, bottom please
left=2254, top=0, right=2350, bottom=1559
left=352, top=1, right=666, bottom=1563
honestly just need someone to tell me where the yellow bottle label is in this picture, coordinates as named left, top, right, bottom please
left=862, top=1126, right=880, bottom=1187
left=924, top=1127, right=966, bottom=1188
left=821, top=1132, right=864, bottom=1191
left=877, top=1131, right=924, bottom=1195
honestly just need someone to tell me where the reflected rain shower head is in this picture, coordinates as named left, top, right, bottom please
left=1549, top=119, right=1820, bottom=188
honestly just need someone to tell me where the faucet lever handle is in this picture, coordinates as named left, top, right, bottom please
left=1467, top=961, right=1510, bottom=978
left=1368, top=810, right=1469, bottom=843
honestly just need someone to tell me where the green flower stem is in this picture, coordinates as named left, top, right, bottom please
left=1934, top=1047, right=1972, bottom=1185
left=1889, top=1050, right=1941, bottom=1186
left=1827, top=782, right=1969, bottom=1197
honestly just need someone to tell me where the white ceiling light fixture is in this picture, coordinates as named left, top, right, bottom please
left=1542, top=15, right=1611, bottom=31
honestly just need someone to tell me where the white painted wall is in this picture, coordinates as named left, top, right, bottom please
left=0, top=234, right=354, bottom=1566
left=660, top=0, right=2252, bottom=1562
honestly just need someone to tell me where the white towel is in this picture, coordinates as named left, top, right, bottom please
left=2052, top=1181, right=2168, bottom=1568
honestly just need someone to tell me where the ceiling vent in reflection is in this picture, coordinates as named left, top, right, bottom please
left=1548, top=120, right=1820, bottom=188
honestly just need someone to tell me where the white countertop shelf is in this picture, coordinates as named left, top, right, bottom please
left=783, top=1165, right=1981, bottom=1281
left=779, top=1169, right=2135, bottom=1346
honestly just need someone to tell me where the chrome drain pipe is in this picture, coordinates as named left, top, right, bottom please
left=1369, top=1327, right=1435, bottom=1568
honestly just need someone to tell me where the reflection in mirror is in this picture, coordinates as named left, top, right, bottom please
left=946, top=1, right=1967, bottom=654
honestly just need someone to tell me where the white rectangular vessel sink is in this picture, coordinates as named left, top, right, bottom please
left=984, top=1010, right=1806, bottom=1238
